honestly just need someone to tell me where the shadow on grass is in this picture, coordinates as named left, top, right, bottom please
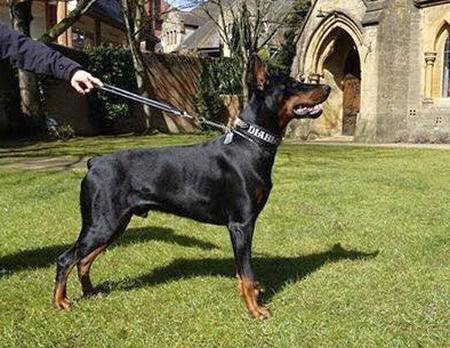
left=98, top=243, right=378, bottom=303
left=0, top=226, right=218, bottom=278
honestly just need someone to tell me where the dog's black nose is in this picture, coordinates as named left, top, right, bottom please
left=322, top=85, right=331, bottom=95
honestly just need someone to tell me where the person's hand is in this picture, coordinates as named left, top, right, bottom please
left=70, top=70, right=103, bottom=95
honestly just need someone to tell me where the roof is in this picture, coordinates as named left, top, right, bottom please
left=182, top=0, right=294, bottom=52
left=182, top=18, right=220, bottom=50
left=179, top=10, right=209, bottom=27
left=91, top=0, right=123, bottom=25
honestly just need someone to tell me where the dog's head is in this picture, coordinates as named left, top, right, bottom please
left=252, top=59, right=331, bottom=132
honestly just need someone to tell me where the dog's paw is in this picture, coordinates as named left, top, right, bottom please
left=83, top=288, right=104, bottom=299
left=54, top=297, right=72, bottom=310
left=250, top=306, right=272, bottom=320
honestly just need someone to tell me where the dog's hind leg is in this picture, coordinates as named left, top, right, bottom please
left=53, top=173, right=131, bottom=309
left=53, top=245, right=79, bottom=310
left=54, top=216, right=130, bottom=309
left=77, top=214, right=131, bottom=297
left=53, top=225, right=105, bottom=309
left=77, top=243, right=107, bottom=297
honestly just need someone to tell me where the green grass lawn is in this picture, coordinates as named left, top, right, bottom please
left=1, top=135, right=450, bottom=347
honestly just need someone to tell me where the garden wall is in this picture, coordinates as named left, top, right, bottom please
left=143, top=54, right=202, bottom=133
left=0, top=45, right=240, bottom=136
left=49, top=48, right=205, bottom=135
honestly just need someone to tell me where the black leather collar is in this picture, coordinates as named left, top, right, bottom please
left=235, top=118, right=281, bottom=144
left=228, top=118, right=281, bottom=152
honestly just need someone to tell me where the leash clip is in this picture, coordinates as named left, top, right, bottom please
left=224, top=132, right=234, bottom=145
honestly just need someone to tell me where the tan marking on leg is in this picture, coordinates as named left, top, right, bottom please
left=77, top=245, right=106, bottom=297
left=236, top=273, right=243, bottom=296
left=53, top=264, right=75, bottom=310
left=255, top=185, right=267, bottom=205
left=239, top=276, right=272, bottom=320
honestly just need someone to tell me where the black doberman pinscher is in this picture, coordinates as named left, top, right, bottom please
left=53, top=60, right=330, bottom=319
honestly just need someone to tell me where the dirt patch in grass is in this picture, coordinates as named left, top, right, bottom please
left=0, top=156, right=90, bottom=170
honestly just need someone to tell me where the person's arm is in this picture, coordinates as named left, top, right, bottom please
left=0, top=23, right=102, bottom=95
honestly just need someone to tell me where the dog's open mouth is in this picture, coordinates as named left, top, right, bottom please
left=293, top=104, right=323, bottom=118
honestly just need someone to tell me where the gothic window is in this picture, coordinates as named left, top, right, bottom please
left=443, top=36, right=450, bottom=97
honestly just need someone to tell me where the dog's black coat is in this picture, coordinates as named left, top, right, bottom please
left=85, top=134, right=273, bottom=226
left=54, top=67, right=330, bottom=318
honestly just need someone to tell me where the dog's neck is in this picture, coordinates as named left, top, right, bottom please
left=239, top=94, right=283, bottom=137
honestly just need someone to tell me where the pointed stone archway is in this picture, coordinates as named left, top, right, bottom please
left=300, top=12, right=365, bottom=138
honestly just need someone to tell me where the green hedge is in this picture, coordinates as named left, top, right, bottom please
left=195, top=57, right=242, bottom=125
left=85, top=47, right=137, bottom=130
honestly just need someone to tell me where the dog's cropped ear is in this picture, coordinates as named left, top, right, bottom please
left=254, top=56, right=267, bottom=91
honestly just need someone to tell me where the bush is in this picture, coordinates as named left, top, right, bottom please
left=85, top=47, right=137, bottom=130
left=408, top=128, right=432, bottom=144
left=394, top=130, right=410, bottom=143
left=46, top=117, right=75, bottom=141
left=272, top=0, right=311, bottom=74
left=195, top=57, right=242, bottom=128
left=430, top=129, right=450, bottom=144
left=396, top=128, right=450, bottom=144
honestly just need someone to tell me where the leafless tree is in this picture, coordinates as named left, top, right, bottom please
left=120, top=0, right=156, bottom=133
left=179, top=0, right=293, bottom=103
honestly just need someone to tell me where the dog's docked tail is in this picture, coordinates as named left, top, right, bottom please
left=87, top=156, right=99, bottom=169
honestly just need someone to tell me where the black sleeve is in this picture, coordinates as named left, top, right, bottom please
left=0, top=23, right=82, bottom=82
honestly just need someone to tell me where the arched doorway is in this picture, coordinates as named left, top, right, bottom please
left=321, top=29, right=361, bottom=136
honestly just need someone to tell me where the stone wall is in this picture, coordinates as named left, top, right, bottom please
left=411, top=3, right=450, bottom=136
left=290, top=0, right=372, bottom=140
left=375, top=0, right=412, bottom=142
left=354, top=24, right=380, bottom=142
left=291, top=0, right=450, bottom=143
left=42, top=45, right=97, bottom=135
left=44, top=79, right=96, bottom=135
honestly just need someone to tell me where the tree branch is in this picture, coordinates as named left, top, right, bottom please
left=39, top=0, right=97, bottom=44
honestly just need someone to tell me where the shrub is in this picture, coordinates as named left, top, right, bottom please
left=430, top=129, right=450, bottom=144
left=46, top=117, right=75, bottom=141
left=406, top=128, right=450, bottom=144
left=85, top=47, right=137, bottom=130
left=394, top=129, right=410, bottom=143
left=195, top=57, right=242, bottom=128
left=408, top=128, right=432, bottom=144
left=272, top=0, right=312, bottom=75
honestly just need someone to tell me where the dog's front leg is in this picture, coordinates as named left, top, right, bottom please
left=228, top=219, right=271, bottom=320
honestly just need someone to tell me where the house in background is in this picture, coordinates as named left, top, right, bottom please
left=0, top=0, right=162, bottom=50
left=160, top=1, right=291, bottom=58
left=160, top=2, right=231, bottom=57
left=160, top=6, right=209, bottom=53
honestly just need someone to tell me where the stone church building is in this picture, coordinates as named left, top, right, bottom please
left=291, top=0, right=450, bottom=142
